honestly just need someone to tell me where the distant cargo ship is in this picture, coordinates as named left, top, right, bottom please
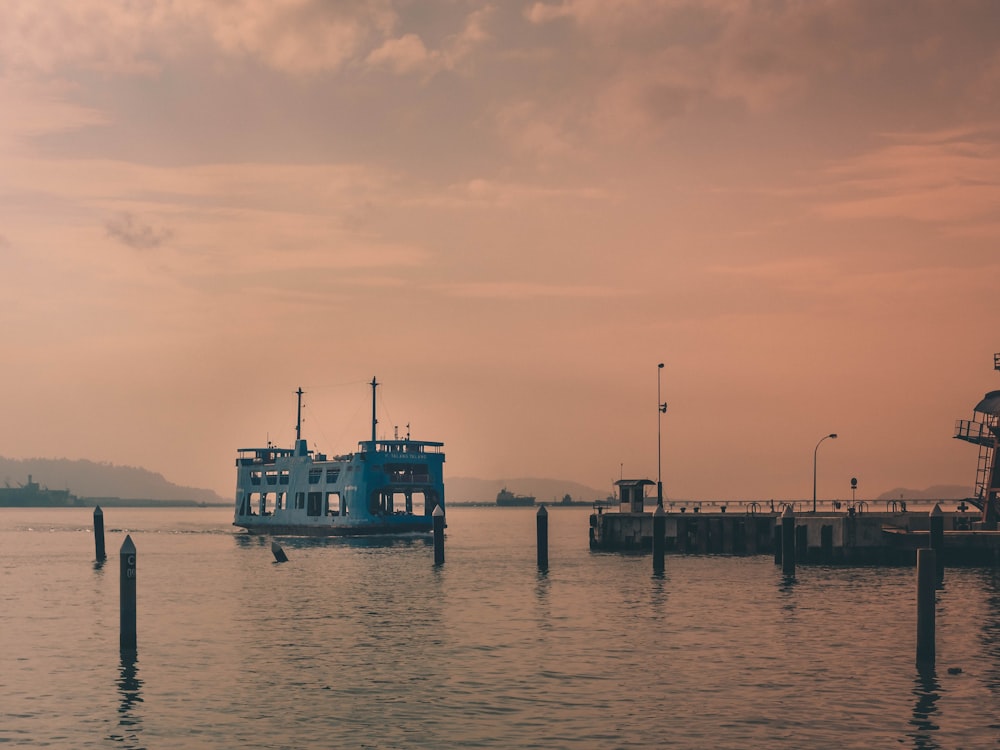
left=0, top=475, right=77, bottom=507
left=496, top=488, right=535, bottom=507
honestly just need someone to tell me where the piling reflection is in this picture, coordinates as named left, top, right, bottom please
left=535, top=569, right=552, bottom=634
left=777, top=571, right=799, bottom=609
left=976, top=568, right=1000, bottom=692
left=109, top=653, right=144, bottom=749
left=649, top=574, right=668, bottom=624
left=908, top=664, right=941, bottom=749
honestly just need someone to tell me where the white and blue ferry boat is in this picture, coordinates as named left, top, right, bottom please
left=233, top=378, right=445, bottom=536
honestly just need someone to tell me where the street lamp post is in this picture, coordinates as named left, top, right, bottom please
left=813, top=433, right=838, bottom=513
left=657, top=363, right=667, bottom=507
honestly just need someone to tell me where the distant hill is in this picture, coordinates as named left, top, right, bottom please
left=448, top=476, right=610, bottom=504
left=876, top=484, right=974, bottom=501
left=0, top=457, right=226, bottom=505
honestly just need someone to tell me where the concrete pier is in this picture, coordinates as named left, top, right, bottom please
left=589, top=504, right=1000, bottom=565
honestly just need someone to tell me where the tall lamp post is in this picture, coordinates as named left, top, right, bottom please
left=813, top=433, right=838, bottom=513
left=657, top=363, right=667, bottom=507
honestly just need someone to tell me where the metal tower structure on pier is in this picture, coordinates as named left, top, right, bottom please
left=954, top=352, right=1000, bottom=528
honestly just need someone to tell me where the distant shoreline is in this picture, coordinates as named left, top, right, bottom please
left=0, top=498, right=230, bottom=508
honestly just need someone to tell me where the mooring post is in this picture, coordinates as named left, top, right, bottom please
left=433, top=504, right=445, bottom=565
left=120, top=535, right=137, bottom=653
left=820, top=524, right=833, bottom=563
left=795, top=523, right=808, bottom=563
left=271, top=541, right=288, bottom=563
left=536, top=505, right=549, bottom=570
left=652, top=505, right=665, bottom=573
left=929, top=504, right=944, bottom=581
left=916, top=547, right=936, bottom=666
left=781, top=506, right=795, bottom=576
left=93, top=505, right=106, bottom=563
left=773, top=521, right=782, bottom=565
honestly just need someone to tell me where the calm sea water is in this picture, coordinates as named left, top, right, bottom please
left=1, top=505, right=999, bottom=749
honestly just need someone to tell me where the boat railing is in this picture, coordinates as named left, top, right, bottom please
left=390, top=474, right=431, bottom=484
left=363, top=441, right=445, bottom=456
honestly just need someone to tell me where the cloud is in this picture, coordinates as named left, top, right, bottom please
left=366, top=34, right=441, bottom=74
left=817, top=125, right=1000, bottom=229
left=1, top=1, right=491, bottom=79
left=492, top=100, right=578, bottom=161
left=0, top=75, right=109, bottom=146
left=0, top=0, right=397, bottom=76
left=440, top=280, right=628, bottom=299
left=0, top=1, right=166, bottom=74
left=417, top=177, right=609, bottom=210
left=105, top=212, right=173, bottom=250
left=203, top=0, right=395, bottom=75
left=365, top=6, right=493, bottom=77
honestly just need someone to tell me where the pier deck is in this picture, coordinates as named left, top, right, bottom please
left=589, top=506, right=1000, bottom=565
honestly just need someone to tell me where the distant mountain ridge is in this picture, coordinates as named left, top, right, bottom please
left=0, top=456, right=972, bottom=508
left=0, top=457, right=226, bottom=504
left=448, top=476, right=610, bottom=504
left=450, top=478, right=977, bottom=505
left=875, top=484, right=974, bottom=501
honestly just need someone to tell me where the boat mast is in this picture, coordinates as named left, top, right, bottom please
left=370, top=377, right=378, bottom=442
left=295, top=387, right=304, bottom=441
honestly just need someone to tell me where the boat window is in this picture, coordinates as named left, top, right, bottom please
left=387, top=463, right=429, bottom=483
left=295, top=491, right=305, bottom=510
left=308, top=468, right=322, bottom=484
left=279, top=471, right=289, bottom=485
left=327, top=492, right=341, bottom=516
left=276, top=492, right=284, bottom=510
left=265, top=471, right=278, bottom=485
left=307, top=492, right=322, bottom=516
left=250, top=471, right=262, bottom=486
left=326, top=468, right=340, bottom=483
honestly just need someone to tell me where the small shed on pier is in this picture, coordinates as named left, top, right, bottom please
left=616, top=479, right=655, bottom=514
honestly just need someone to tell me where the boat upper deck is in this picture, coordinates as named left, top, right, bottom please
left=236, top=439, right=444, bottom=467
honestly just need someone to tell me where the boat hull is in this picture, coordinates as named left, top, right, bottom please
left=234, top=517, right=436, bottom=537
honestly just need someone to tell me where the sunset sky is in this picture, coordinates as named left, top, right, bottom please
left=2, top=1, right=998, bottom=502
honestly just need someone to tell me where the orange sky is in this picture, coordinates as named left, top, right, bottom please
left=1, top=1, right=998, bottom=501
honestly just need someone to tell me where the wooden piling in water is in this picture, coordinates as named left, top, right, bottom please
left=120, top=535, right=137, bottom=653
left=652, top=505, right=665, bottom=573
left=433, top=505, right=445, bottom=565
left=722, top=518, right=735, bottom=555
left=710, top=518, right=723, bottom=554
left=744, top=518, right=756, bottom=555
left=93, top=506, right=106, bottom=563
left=271, top=541, right=288, bottom=563
left=536, top=505, right=549, bottom=570
left=820, top=524, right=833, bottom=563
left=795, top=524, right=808, bottom=563
left=696, top=519, right=708, bottom=554
left=929, top=504, right=944, bottom=580
left=916, top=547, right=936, bottom=666
left=781, top=507, right=795, bottom=576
